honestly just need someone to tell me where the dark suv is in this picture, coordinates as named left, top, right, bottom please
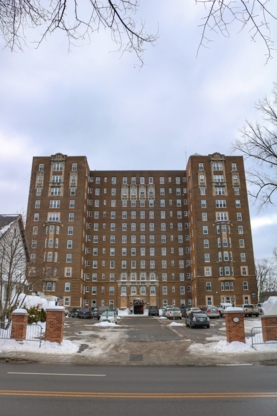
left=78, top=307, right=93, bottom=319
left=148, top=306, right=159, bottom=316
left=68, top=307, right=81, bottom=317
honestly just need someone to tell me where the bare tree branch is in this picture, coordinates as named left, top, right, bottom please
left=0, top=1, right=158, bottom=66
left=232, top=83, right=277, bottom=210
left=196, top=0, right=276, bottom=63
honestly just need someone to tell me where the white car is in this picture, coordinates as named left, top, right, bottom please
left=99, top=311, right=118, bottom=324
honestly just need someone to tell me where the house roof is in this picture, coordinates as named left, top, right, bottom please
left=0, top=214, right=30, bottom=262
left=0, top=214, right=20, bottom=238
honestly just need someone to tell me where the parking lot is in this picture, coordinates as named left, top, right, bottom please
left=64, top=315, right=260, bottom=349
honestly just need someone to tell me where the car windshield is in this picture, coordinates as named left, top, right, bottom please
left=194, top=313, right=207, bottom=317
left=101, top=311, right=114, bottom=316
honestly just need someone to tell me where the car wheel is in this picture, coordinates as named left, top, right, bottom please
left=207, top=325, right=210, bottom=328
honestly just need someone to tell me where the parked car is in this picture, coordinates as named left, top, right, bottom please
left=256, top=303, right=264, bottom=315
left=162, top=306, right=172, bottom=317
left=218, top=303, right=233, bottom=317
left=148, top=306, right=159, bottom=316
left=166, top=307, right=182, bottom=320
left=201, top=306, right=220, bottom=319
left=186, top=311, right=210, bottom=328
left=186, top=307, right=202, bottom=315
left=68, top=307, right=81, bottom=317
left=180, top=305, right=191, bottom=317
left=93, top=306, right=110, bottom=320
left=99, top=311, right=118, bottom=324
left=78, top=307, right=93, bottom=319
left=241, top=304, right=259, bottom=317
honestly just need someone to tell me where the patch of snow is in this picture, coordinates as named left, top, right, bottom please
left=263, top=296, right=277, bottom=315
left=169, top=322, right=184, bottom=326
left=94, top=322, right=118, bottom=327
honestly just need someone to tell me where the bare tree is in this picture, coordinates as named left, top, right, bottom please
left=255, top=257, right=277, bottom=301
left=0, top=215, right=30, bottom=326
left=232, top=83, right=277, bottom=210
left=0, top=0, right=158, bottom=65
left=197, top=1, right=277, bottom=63
left=0, top=1, right=275, bottom=64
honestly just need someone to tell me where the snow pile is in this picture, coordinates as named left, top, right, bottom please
left=17, top=294, right=49, bottom=310
left=170, top=322, right=184, bottom=326
left=263, top=296, right=277, bottom=315
left=0, top=339, right=79, bottom=354
left=94, top=321, right=118, bottom=327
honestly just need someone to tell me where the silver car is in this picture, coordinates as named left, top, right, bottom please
left=201, top=306, right=220, bottom=319
left=99, top=311, right=118, bottom=324
left=166, top=307, right=182, bottom=320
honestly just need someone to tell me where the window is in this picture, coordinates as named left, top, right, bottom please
left=214, top=174, right=224, bottom=182
left=67, top=240, right=72, bottom=249
left=238, top=226, right=244, bottom=234
left=201, top=200, right=206, bottom=208
left=34, top=213, right=39, bottom=221
left=122, top=223, right=127, bottom=231
left=179, top=260, right=184, bottom=268
left=122, top=248, right=127, bottom=256
left=213, top=162, right=223, bottom=171
left=237, top=212, right=242, bottom=221
left=206, top=282, right=212, bottom=290
left=131, top=235, right=136, bottom=243
left=140, top=235, right=145, bottom=244
left=66, top=254, right=72, bottom=263
left=65, top=282, right=71, bottom=292
left=235, top=200, right=241, bottom=208
left=180, top=286, right=185, bottom=294
left=216, top=200, right=226, bottom=208
left=215, top=187, right=225, bottom=195
left=122, top=260, right=127, bottom=269
left=111, top=235, right=116, bottom=243
left=204, top=239, right=209, bottom=248
left=131, top=260, right=136, bottom=269
left=162, top=260, right=167, bottom=269
left=232, top=163, right=237, bottom=171
left=240, top=253, right=246, bottom=262
left=217, top=212, right=228, bottom=221
left=150, top=260, right=155, bottom=269
left=160, top=199, right=165, bottom=207
left=52, top=175, right=62, bottom=183
left=110, top=260, right=115, bottom=269
left=178, top=223, right=183, bottom=231
left=234, top=187, right=240, bottom=195
left=140, top=223, right=145, bottom=231
left=150, top=247, right=155, bottom=256
left=200, top=187, right=206, bottom=195
left=178, top=247, right=184, bottom=255
left=204, top=253, right=210, bottom=262
left=243, top=281, right=248, bottom=290
left=202, top=213, right=207, bottom=221
left=140, top=211, right=145, bottom=219
left=149, top=235, right=154, bottom=243
left=203, top=226, right=208, bottom=234
left=239, top=239, right=245, bottom=248
left=205, top=267, right=211, bottom=277
left=140, top=260, right=146, bottom=268
left=68, top=213, right=74, bottom=221
left=199, top=163, right=204, bottom=170
left=241, top=267, right=248, bottom=276
left=162, top=286, right=167, bottom=295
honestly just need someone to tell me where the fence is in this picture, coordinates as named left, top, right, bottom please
left=250, top=326, right=277, bottom=350
left=0, top=321, right=44, bottom=348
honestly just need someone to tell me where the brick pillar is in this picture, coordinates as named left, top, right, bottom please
left=45, top=307, right=65, bottom=344
left=225, top=308, right=245, bottom=343
left=11, top=309, right=28, bottom=341
left=261, top=315, right=277, bottom=342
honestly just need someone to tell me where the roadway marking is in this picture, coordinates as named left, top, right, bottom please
left=0, top=391, right=276, bottom=399
left=7, top=372, right=106, bottom=377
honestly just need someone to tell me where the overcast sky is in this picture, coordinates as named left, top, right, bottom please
left=0, top=1, right=276, bottom=260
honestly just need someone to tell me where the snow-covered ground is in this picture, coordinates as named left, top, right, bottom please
left=0, top=298, right=276, bottom=356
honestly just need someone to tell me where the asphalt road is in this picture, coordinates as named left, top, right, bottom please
left=0, top=363, right=276, bottom=416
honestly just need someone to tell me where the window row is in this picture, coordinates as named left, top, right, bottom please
left=90, top=260, right=187, bottom=269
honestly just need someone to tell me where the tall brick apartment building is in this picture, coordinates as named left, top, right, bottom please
left=26, top=152, right=257, bottom=310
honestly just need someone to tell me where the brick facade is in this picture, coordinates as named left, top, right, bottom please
left=225, top=309, right=245, bottom=343
left=26, top=152, right=257, bottom=310
left=261, top=315, right=277, bottom=342
left=45, top=307, right=65, bottom=343
left=11, top=310, right=28, bottom=341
